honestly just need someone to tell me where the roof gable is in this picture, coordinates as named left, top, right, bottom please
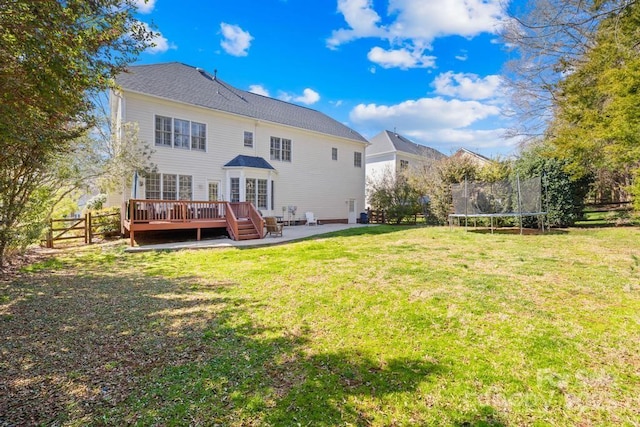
left=368, top=130, right=446, bottom=160
left=116, top=62, right=367, bottom=144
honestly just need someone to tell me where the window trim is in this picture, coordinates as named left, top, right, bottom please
left=191, top=122, right=206, bottom=151
left=270, top=136, right=292, bottom=162
left=155, top=115, right=172, bottom=147
left=154, top=115, right=207, bottom=151
left=244, top=131, right=254, bottom=148
left=354, top=151, right=362, bottom=168
left=145, top=172, right=193, bottom=201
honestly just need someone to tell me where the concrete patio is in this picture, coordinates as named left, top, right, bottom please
left=125, top=223, right=374, bottom=252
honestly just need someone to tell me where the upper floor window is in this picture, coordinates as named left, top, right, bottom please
left=354, top=151, right=362, bottom=168
left=270, top=136, right=292, bottom=162
left=154, top=115, right=206, bottom=151
left=332, top=147, right=338, bottom=161
left=155, top=116, right=172, bottom=146
left=270, top=137, right=281, bottom=161
left=244, top=131, right=254, bottom=148
left=192, top=122, right=206, bottom=151
left=174, top=119, right=190, bottom=149
left=400, top=160, right=409, bottom=170
left=282, top=138, right=292, bottom=162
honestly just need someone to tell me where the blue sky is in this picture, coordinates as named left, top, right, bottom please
left=132, top=0, right=521, bottom=158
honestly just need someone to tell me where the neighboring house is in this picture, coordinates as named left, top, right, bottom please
left=365, top=130, right=446, bottom=182
left=451, top=148, right=493, bottom=168
left=109, top=62, right=368, bottom=226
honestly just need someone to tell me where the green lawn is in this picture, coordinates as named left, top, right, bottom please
left=2, top=226, right=640, bottom=426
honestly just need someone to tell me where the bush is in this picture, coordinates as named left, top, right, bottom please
left=514, top=143, right=591, bottom=227
left=91, top=207, right=120, bottom=238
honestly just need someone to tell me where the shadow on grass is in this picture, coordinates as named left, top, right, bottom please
left=1, top=253, right=498, bottom=425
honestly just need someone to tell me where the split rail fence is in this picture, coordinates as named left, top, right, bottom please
left=45, top=211, right=120, bottom=248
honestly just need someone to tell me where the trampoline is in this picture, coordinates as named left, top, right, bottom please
left=448, top=176, right=546, bottom=234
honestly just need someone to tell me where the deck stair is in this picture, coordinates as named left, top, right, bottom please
left=235, top=218, right=261, bottom=240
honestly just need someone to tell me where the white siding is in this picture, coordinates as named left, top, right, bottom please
left=114, top=91, right=366, bottom=221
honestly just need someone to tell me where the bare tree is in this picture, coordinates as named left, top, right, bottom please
left=501, top=0, right=636, bottom=142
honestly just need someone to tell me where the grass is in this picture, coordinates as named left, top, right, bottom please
left=2, top=226, right=640, bottom=426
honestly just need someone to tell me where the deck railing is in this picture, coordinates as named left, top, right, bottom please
left=126, top=199, right=228, bottom=223
left=124, top=199, right=264, bottom=243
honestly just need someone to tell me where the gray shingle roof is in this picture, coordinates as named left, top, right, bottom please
left=116, top=62, right=367, bottom=143
left=369, top=130, right=446, bottom=160
left=224, top=155, right=275, bottom=170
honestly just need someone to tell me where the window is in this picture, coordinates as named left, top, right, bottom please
left=246, top=178, right=256, bottom=206
left=282, top=139, right=291, bottom=162
left=162, top=174, right=177, bottom=200
left=154, top=115, right=206, bottom=151
left=332, top=147, right=338, bottom=161
left=270, top=137, right=281, bottom=161
left=145, top=173, right=161, bottom=199
left=245, top=178, right=268, bottom=210
left=244, top=131, right=253, bottom=148
left=174, top=119, right=190, bottom=149
left=400, top=160, right=409, bottom=170
left=354, top=151, right=362, bottom=168
left=145, top=173, right=192, bottom=200
left=208, top=182, right=219, bottom=201
left=178, top=175, right=192, bottom=200
left=191, top=122, right=206, bottom=151
left=230, top=178, right=240, bottom=203
left=155, top=116, right=172, bottom=146
left=257, top=179, right=268, bottom=210
left=270, top=136, right=292, bottom=162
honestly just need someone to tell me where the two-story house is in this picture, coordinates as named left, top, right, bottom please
left=365, top=130, right=446, bottom=183
left=110, top=63, right=368, bottom=242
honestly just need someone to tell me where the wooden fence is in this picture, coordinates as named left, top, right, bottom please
left=45, top=211, right=120, bottom=248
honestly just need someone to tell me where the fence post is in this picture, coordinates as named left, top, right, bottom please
left=84, top=213, right=88, bottom=244
left=87, top=212, right=93, bottom=244
left=47, top=219, right=53, bottom=249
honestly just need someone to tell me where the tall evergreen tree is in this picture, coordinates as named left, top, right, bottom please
left=0, top=0, right=151, bottom=267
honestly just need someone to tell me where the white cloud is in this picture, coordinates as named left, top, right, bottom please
left=349, top=96, right=512, bottom=151
left=386, top=0, right=506, bottom=42
left=139, top=22, right=176, bottom=54
left=133, top=0, right=156, bottom=14
left=433, top=72, right=502, bottom=100
left=327, top=0, right=386, bottom=49
left=248, top=85, right=270, bottom=97
left=455, top=50, right=468, bottom=61
left=409, top=128, right=513, bottom=150
left=367, top=46, right=436, bottom=69
left=220, top=23, right=253, bottom=57
left=350, top=97, right=499, bottom=130
left=279, top=88, right=321, bottom=105
left=328, top=0, right=507, bottom=68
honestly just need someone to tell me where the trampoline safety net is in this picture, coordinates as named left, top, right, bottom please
left=449, top=176, right=546, bottom=232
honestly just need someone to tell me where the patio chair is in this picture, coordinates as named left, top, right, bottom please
left=265, top=216, right=283, bottom=237
left=305, top=211, right=318, bottom=226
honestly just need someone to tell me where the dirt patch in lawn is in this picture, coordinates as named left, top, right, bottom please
left=0, top=253, right=230, bottom=426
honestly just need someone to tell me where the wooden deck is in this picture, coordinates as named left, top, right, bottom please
left=123, top=199, right=264, bottom=246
